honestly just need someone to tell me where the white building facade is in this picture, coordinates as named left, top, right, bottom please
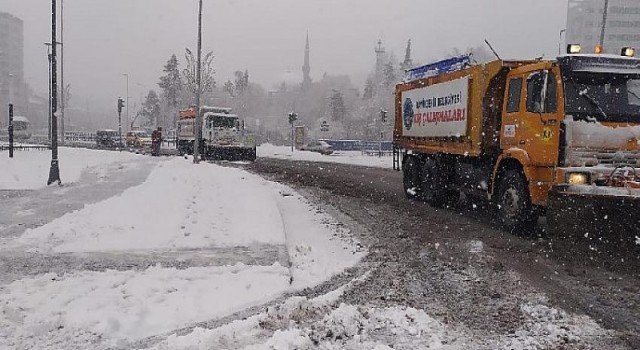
left=0, top=12, right=26, bottom=123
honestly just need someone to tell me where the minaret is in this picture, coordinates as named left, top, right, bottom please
left=302, top=32, right=312, bottom=91
left=375, top=39, right=386, bottom=76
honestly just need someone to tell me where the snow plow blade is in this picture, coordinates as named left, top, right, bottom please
left=547, top=185, right=640, bottom=259
left=205, top=146, right=257, bottom=162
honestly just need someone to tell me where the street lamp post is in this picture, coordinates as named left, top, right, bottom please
left=48, top=0, right=61, bottom=185
left=8, top=73, right=14, bottom=107
left=46, top=43, right=52, bottom=141
left=60, top=0, right=65, bottom=143
left=599, top=0, right=610, bottom=51
left=193, top=0, right=204, bottom=164
left=45, top=42, right=61, bottom=141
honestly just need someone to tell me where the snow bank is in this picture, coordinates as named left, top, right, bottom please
left=270, top=184, right=365, bottom=288
left=151, top=289, right=449, bottom=350
left=1, top=156, right=366, bottom=348
left=0, top=264, right=291, bottom=348
left=258, top=144, right=393, bottom=169
left=16, top=158, right=287, bottom=252
left=148, top=290, right=612, bottom=349
left=0, top=147, right=141, bottom=190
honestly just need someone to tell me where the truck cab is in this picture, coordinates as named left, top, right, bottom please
left=498, top=53, right=640, bottom=206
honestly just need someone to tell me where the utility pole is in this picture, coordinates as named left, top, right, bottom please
left=60, top=0, right=65, bottom=143
left=8, top=104, right=13, bottom=158
left=45, top=43, right=52, bottom=141
left=48, top=0, right=61, bottom=185
left=599, top=0, right=610, bottom=51
left=193, top=0, right=204, bottom=164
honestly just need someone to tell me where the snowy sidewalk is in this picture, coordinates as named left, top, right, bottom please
left=0, top=153, right=365, bottom=349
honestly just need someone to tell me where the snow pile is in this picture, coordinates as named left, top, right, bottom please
left=495, top=300, right=613, bottom=350
left=0, top=156, right=365, bottom=348
left=0, top=147, right=141, bottom=190
left=0, top=264, right=291, bottom=349
left=258, top=144, right=393, bottom=169
left=151, top=291, right=450, bottom=350
left=15, top=158, right=286, bottom=252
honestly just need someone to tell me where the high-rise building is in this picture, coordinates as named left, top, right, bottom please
left=566, top=0, right=640, bottom=55
left=0, top=12, right=25, bottom=121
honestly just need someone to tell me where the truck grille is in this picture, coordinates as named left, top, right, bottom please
left=567, top=148, right=640, bottom=167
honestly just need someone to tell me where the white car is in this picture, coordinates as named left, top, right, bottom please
left=301, top=140, right=333, bottom=155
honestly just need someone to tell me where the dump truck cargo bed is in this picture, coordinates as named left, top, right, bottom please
left=394, top=60, right=537, bottom=158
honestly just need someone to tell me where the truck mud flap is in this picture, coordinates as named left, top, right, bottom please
left=547, top=185, right=640, bottom=262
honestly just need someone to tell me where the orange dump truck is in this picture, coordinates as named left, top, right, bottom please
left=395, top=49, right=640, bottom=238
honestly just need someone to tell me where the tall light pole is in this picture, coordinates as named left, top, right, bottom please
left=48, top=0, right=61, bottom=185
left=599, top=0, right=610, bottom=51
left=193, top=0, right=204, bottom=164
left=122, top=73, right=129, bottom=133
left=45, top=43, right=52, bottom=141
left=8, top=73, right=14, bottom=107
left=60, top=0, right=65, bottom=144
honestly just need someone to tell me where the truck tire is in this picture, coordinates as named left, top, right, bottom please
left=422, top=158, right=459, bottom=208
left=496, top=170, right=538, bottom=233
left=403, top=156, right=422, bottom=199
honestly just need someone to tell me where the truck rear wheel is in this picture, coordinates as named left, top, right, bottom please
left=496, top=170, right=538, bottom=233
left=422, top=158, right=459, bottom=208
left=403, top=156, right=422, bottom=199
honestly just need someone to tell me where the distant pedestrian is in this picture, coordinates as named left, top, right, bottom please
left=151, top=128, right=162, bottom=156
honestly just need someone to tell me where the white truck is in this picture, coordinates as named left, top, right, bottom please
left=177, top=106, right=256, bottom=161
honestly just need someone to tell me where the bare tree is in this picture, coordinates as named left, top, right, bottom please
left=183, top=48, right=216, bottom=96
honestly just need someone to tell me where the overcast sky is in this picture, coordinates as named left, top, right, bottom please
left=2, top=0, right=568, bottom=108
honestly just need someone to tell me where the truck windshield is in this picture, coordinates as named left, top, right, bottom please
left=563, top=73, right=640, bottom=123
left=207, top=116, right=237, bottom=128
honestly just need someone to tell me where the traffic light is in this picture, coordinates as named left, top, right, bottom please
left=380, top=109, right=388, bottom=123
left=117, top=98, right=125, bottom=115
left=288, top=112, right=298, bottom=125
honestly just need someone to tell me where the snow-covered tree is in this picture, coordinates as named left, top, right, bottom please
left=158, top=54, right=183, bottom=108
left=141, top=90, right=161, bottom=128
left=223, top=80, right=235, bottom=97
left=234, top=70, right=249, bottom=96
left=329, top=89, right=347, bottom=122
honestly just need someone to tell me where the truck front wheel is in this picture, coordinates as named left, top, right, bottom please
left=403, top=156, right=422, bottom=199
left=496, top=170, right=538, bottom=233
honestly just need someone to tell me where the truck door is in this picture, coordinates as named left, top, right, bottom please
left=501, top=68, right=561, bottom=166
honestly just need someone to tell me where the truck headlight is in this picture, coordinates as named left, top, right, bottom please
left=567, top=172, right=590, bottom=185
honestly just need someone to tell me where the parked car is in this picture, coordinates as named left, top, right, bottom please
left=300, top=140, right=333, bottom=155
left=126, top=130, right=152, bottom=148
left=96, top=129, right=119, bottom=149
